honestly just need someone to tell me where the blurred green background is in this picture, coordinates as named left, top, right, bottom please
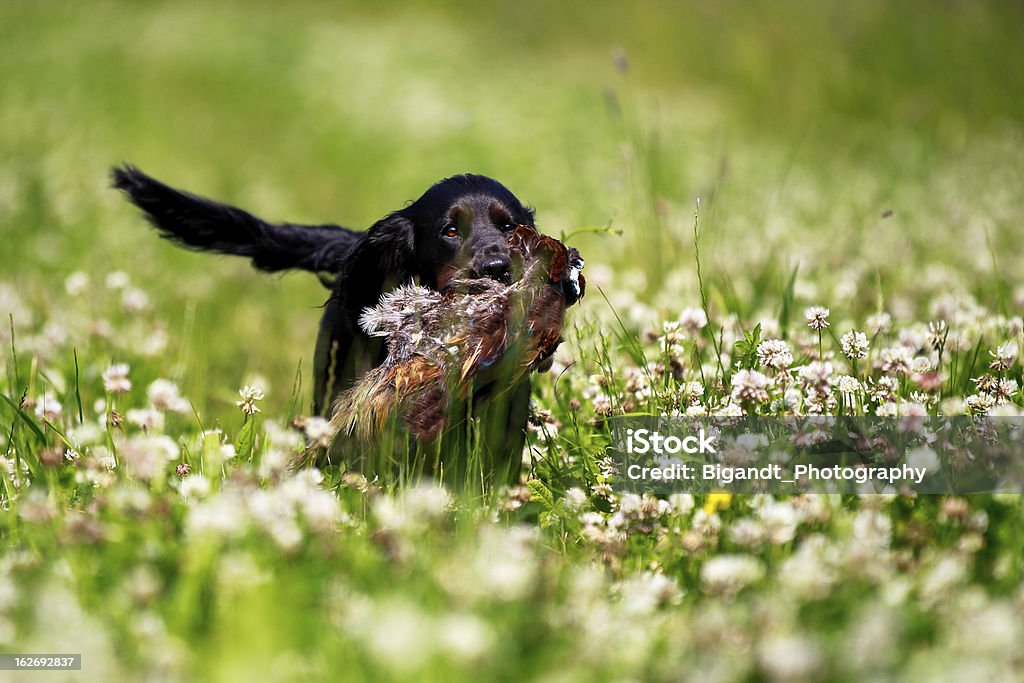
left=3, top=0, right=1022, bottom=412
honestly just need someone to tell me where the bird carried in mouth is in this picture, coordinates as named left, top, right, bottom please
left=305, top=224, right=585, bottom=479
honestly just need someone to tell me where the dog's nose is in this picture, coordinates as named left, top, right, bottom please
left=478, top=256, right=512, bottom=284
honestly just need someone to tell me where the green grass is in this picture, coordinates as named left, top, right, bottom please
left=2, top=1, right=1024, bottom=681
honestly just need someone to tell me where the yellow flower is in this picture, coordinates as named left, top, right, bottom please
left=703, top=492, right=733, bottom=514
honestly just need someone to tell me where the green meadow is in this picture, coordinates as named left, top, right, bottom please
left=2, top=1, right=1024, bottom=680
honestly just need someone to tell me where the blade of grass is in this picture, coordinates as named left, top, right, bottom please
left=0, top=391, right=46, bottom=443
left=693, top=197, right=724, bottom=379
left=778, top=263, right=800, bottom=340
left=73, top=348, right=84, bottom=425
left=595, top=284, right=651, bottom=381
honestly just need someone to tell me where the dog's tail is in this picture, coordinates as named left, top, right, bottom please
left=111, top=164, right=358, bottom=277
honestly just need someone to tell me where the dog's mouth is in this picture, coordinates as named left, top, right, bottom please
left=438, top=261, right=521, bottom=293
left=481, top=268, right=513, bottom=286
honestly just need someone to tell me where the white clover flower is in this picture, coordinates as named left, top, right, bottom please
left=68, top=422, right=103, bottom=450
left=597, top=456, right=618, bottom=479
left=147, top=379, right=191, bottom=413
left=564, top=487, right=588, bottom=511
left=919, top=556, right=967, bottom=605
left=852, top=509, right=892, bottom=550
left=299, top=416, right=333, bottom=447
left=528, top=416, right=559, bottom=441
left=248, top=489, right=303, bottom=551
left=104, top=271, right=130, bottom=290
left=18, top=489, right=58, bottom=524
left=692, top=509, right=722, bottom=536
left=798, top=361, right=833, bottom=385
left=758, top=634, right=822, bottom=681
left=235, top=385, right=265, bottom=415
left=34, top=392, right=63, bottom=422
left=299, top=489, right=340, bottom=533
left=731, top=369, right=771, bottom=403
left=617, top=493, right=643, bottom=516
left=591, top=393, right=613, bottom=417
left=728, top=518, right=765, bottom=548
left=783, top=388, right=803, bottom=410
left=973, top=374, right=999, bottom=394
left=758, top=500, right=801, bottom=545
left=438, top=614, right=495, bottom=662
left=700, top=554, right=765, bottom=596
left=279, top=470, right=322, bottom=506
left=179, top=474, right=211, bottom=499
left=900, top=402, right=927, bottom=418
left=683, top=381, right=704, bottom=399
left=898, top=327, right=931, bottom=353
left=294, top=467, right=324, bottom=488
left=371, top=484, right=452, bottom=532
left=867, top=312, right=892, bottom=335
left=875, top=401, right=899, bottom=417
left=64, top=271, right=89, bottom=296
left=264, top=420, right=305, bottom=453
left=120, top=434, right=178, bottom=481
left=616, top=571, right=681, bottom=615
left=124, top=565, right=162, bottom=603
left=868, top=376, right=899, bottom=403
left=121, top=287, right=150, bottom=313
left=458, top=526, right=538, bottom=602
left=370, top=496, right=409, bottom=531
left=835, top=375, right=862, bottom=396
left=910, top=356, right=934, bottom=374
left=878, top=346, right=913, bottom=374
left=965, top=393, right=996, bottom=415
left=906, top=446, right=939, bottom=474
left=715, top=402, right=744, bottom=417
left=757, top=339, right=794, bottom=370
left=953, top=603, right=1019, bottom=657
left=102, top=363, right=132, bottom=394
left=348, top=600, right=435, bottom=672
left=989, top=343, right=1016, bottom=372
left=579, top=511, right=604, bottom=529
left=661, top=319, right=682, bottom=335
left=679, top=307, right=708, bottom=331
left=804, top=306, right=830, bottom=330
left=126, top=407, right=165, bottom=432
left=779, top=538, right=835, bottom=598
left=403, top=483, right=453, bottom=521
left=927, top=320, right=947, bottom=350
left=840, top=330, right=870, bottom=359
left=735, top=433, right=768, bottom=451
left=995, top=378, right=1018, bottom=403
left=668, top=493, right=695, bottom=515
left=139, top=327, right=168, bottom=357
left=255, top=448, right=288, bottom=480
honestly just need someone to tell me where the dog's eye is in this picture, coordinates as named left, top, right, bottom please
left=443, top=223, right=459, bottom=238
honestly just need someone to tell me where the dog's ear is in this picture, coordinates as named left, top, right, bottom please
left=334, top=212, right=416, bottom=314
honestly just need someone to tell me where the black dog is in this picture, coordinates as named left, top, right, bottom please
left=111, top=166, right=539, bottom=464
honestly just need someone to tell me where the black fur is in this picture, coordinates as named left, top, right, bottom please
left=111, top=165, right=537, bottom=425
left=111, top=165, right=357, bottom=276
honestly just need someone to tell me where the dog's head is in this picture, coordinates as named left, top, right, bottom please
left=340, top=175, right=535, bottom=305
left=403, top=174, right=535, bottom=290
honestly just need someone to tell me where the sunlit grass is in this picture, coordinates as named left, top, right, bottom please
left=2, top=1, right=1024, bottom=680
